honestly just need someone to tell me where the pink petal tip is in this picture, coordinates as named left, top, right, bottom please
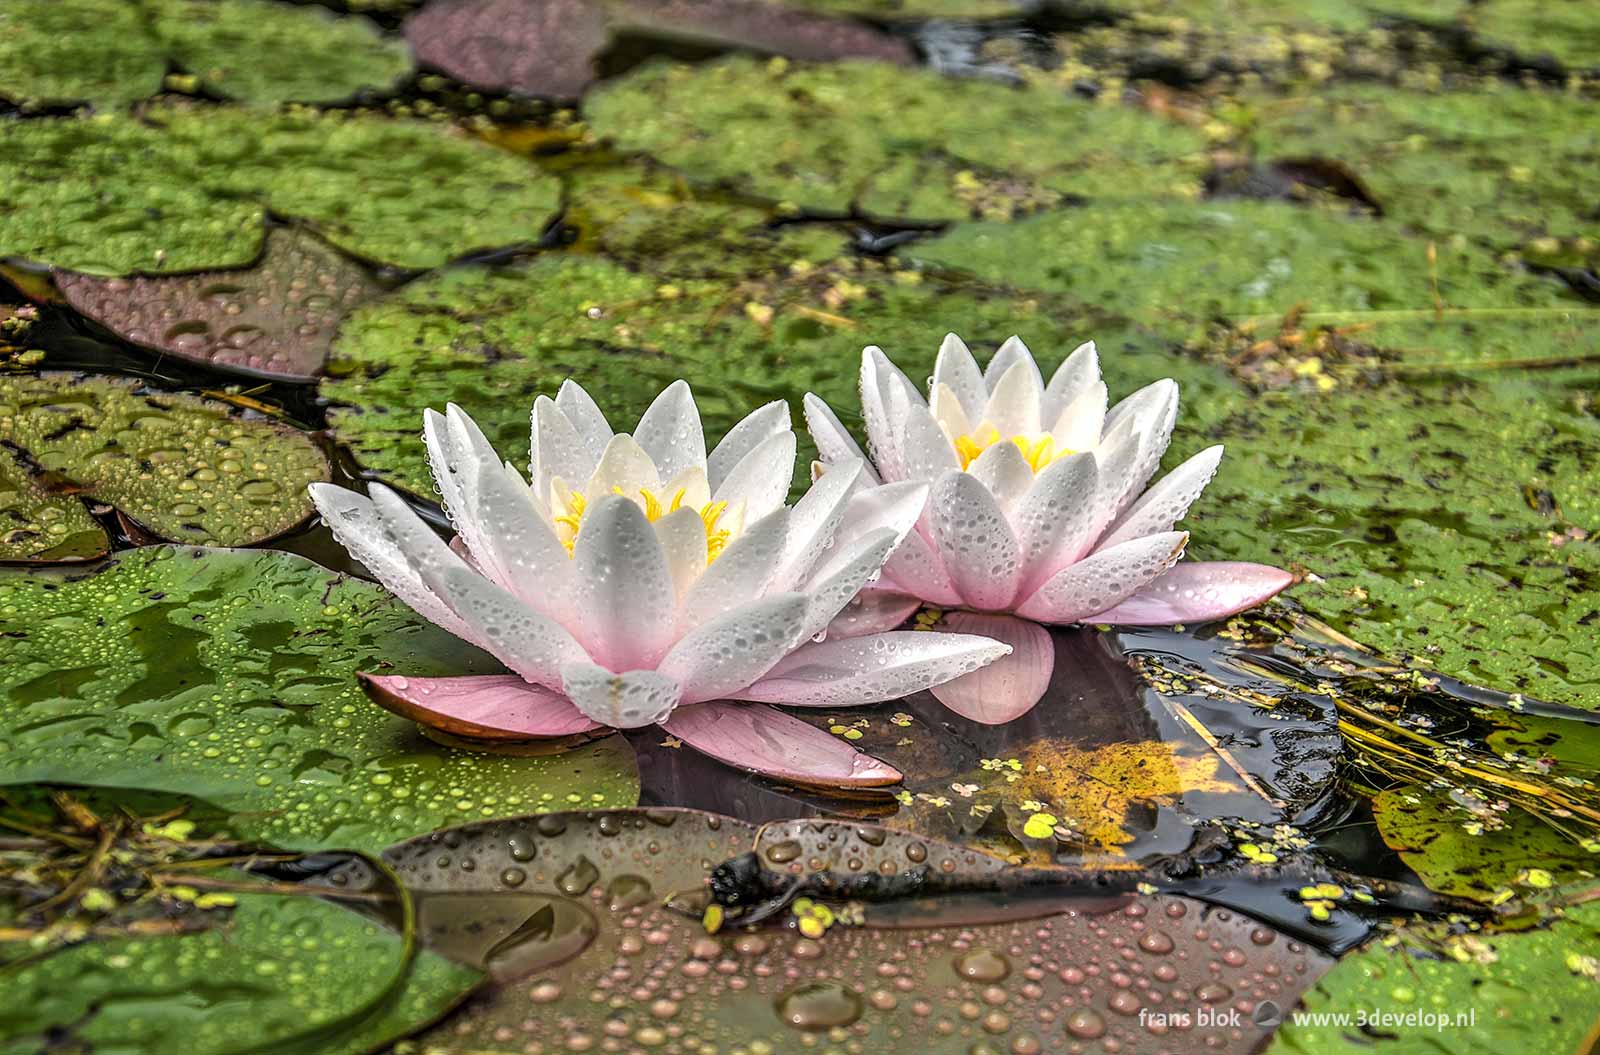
left=662, top=702, right=902, bottom=789
left=1088, top=562, right=1296, bottom=626
left=359, top=673, right=604, bottom=739
left=928, top=612, right=1053, bottom=725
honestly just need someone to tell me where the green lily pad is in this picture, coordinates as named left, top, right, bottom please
left=1268, top=902, right=1600, bottom=1055
left=0, top=545, right=641, bottom=853
left=321, top=253, right=1125, bottom=496
left=0, top=0, right=410, bottom=110
left=0, top=105, right=561, bottom=273
left=0, top=454, right=109, bottom=563
left=1, top=882, right=480, bottom=1055
left=0, top=372, right=328, bottom=548
left=584, top=57, right=1207, bottom=220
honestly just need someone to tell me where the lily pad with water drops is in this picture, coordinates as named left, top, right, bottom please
left=1268, top=901, right=1600, bottom=1055
left=0, top=105, right=562, bottom=274
left=331, top=807, right=1331, bottom=1054
left=584, top=56, right=1208, bottom=220
left=0, top=373, right=328, bottom=548
left=0, top=0, right=410, bottom=109
left=0, top=454, right=109, bottom=563
left=0, top=546, right=641, bottom=853
left=56, top=226, right=386, bottom=382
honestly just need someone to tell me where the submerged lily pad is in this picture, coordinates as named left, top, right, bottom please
left=1270, top=902, right=1600, bottom=1055
left=0, top=546, right=640, bottom=852
left=0, top=0, right=410, bottom=109
left=57, top=226, right=385, bottom=381
left=0, top=373, right=327, bottom=547
left=359, top=808, right=1330, bottom=1054
left=0, top=106, right=561, bottom=273
left=585, top=56, right=1207, bottom=219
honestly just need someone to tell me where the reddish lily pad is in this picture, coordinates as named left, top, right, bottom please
left=55, top=227, right=383, bottom=382
left=404, top=0, right=910, bottom=101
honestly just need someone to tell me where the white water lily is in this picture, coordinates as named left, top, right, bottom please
left=308, top=380, right=1009, bottom=788
left=804, top=334, right=1295, bottom=723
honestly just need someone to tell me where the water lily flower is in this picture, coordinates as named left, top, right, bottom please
left=804, top=334, right=1295, bottom=724
left=308, top=380, right=1010, bottom=789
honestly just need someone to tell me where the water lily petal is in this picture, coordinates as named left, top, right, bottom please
left=983, top=334, right=1043, bottom=392
left=360, top=673, right=602, bottom=738
left=708, top=399, right=790, bottom=491
left=1103, top=378, right=1178, bottom=519
left=1088, top=561, right=1295, bottom=625
left=572, top=493, right=675, bottom=669
left=585, top=432, right=662, bottom=501
left=734, top=630, right=1011, bottom=707
left=826, top=590, right=922, bottom=638
left=555, top=379, right=612, bottom=463
left=929, top=469, right=1023, bottom=610
left=309, top=483, right=474, bottom=643
left=1049, top=379, right=1107, bottom=454
left=532, top=394, right=597, bottom=499
left=561, top=663, right=681, bottom=728
left=927, top=612, right=1054, bottom=724
left=980, top=357, right=1043, bottom=438
left=933, top=332, right=986, bottom=423
left=928, top=381, right=973, bottom=445
left=663, top=702, right=902, bottom=788
left=801, top=392, right=877, bottom=484
left=1042, top=339, right=1100, bottom=421
left=423, top=407, right=467, bottom=520
left=831, top=479, right=928, bottom=552
left=900, top=402, right=960, bottom=482
left=1099, top=444, right=1224, bottom=550
left=861, top=345, right=920, bottom=481
left=659, top=593, right=810, bottom=703
left=464, top=458, right=575, bottom=619
left=881, top=525, right=962, bottom=606
left=654, top=506, right=708, bottom=600
left=1084, top=415, right=1144, bottom=542
left=634, top=379, right=706, bottom=483
left=1016, top=530, right=1188, bottom=624
left=966, top=439, right=1034, bottom=511
left=1013, top=450, right=1100, bottom=591
left=677, top=507, right=790, bottom=630
left=712, top=429, right=796, bottom=524
left=775, top=457, right=862, bottom=590
left=369, top=484, right=589, bottom=687
left=795, top=527, right=898, bottom=642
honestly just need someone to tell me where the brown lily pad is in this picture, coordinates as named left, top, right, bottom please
left=55, top=227, right=383, bottom=382
left=403, top=0, right=911, bottom=101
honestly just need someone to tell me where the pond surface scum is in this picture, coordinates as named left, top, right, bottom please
left=1, top=1, right=1598, bottom=1053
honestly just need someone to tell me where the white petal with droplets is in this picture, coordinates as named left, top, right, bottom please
left=1017, top=530, right=1188, bottom=624
left=634, top=379, right=706, bottom=483
left=571, top=494, right=675, bottom=670
left=734, top=631, right=1011, bottom=707
left=1100, top=444, right=1224, bottom=550
left=929, top=469, right=1023, bottom=610
left=561, top=663, right=681, bottom=728
left=659, top=594, right=810, bottom=703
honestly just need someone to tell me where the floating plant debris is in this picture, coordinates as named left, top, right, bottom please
left=56, top=227, right=384, bottom=382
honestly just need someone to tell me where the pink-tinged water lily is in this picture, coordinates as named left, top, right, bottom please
left=804, top=334, right=1296, bottom=724
left=308, top=380, right=1010, bottom=789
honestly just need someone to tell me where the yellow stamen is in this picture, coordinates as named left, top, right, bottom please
left=556, top=486, right=729, bottom=562
left=953, top=426, right=1072, bottom=473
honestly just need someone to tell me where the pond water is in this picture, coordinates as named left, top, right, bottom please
left=2, top=1, right=1598, bottom=1053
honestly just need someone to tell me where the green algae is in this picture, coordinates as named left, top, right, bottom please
left=0, top=0, right=409, bottom=110
left=0, top=373, right=328, bottom=549
left=1269, top=902, right=1600, bottom=1055
left=584, top=57, right=1208, bottom=220
left=321, top=252, right=1121, bottom=495
left=0, top=106, right=560, bottom=273
left=0, top=885, right=480, bottom=1055
left=0, top=546, right=640, bottom=853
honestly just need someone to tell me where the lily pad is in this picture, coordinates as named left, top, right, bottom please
left=0, top=372, right=328, bottom=547
left=1269, top=903, right=1600, bottom=1055
left=56, top=226, right=386, bottom=381
left=0, top=545, right=641, bottom=852
left=584, top=56, right=1208, bottom=220
left=0, top=0, right=410, bottom=109
left=0, top=105, right=562, bottom=273
left=359, top=808, right=1331, bottom=1054
left=0, top=454, right=108, bottom=563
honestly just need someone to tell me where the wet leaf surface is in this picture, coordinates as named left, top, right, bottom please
left=586, top=56, right=1207, bottom=219
left=0, top=546, right=641, bottom=853
left=0, top=454, right=109, bottom=563
left=56, top=226, right=385, bottom=381
left=345, top=808, right=1332, bottom=1054
left=0, top=372, right=328, bottom=548
left=0, top=0, right=410, bottom=109
left=0, top=105, right=561, bottom=273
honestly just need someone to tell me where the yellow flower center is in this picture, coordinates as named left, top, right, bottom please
left=954, top=424, right=1071, bottom=473
left=554, top=487, right=731, bottom=561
